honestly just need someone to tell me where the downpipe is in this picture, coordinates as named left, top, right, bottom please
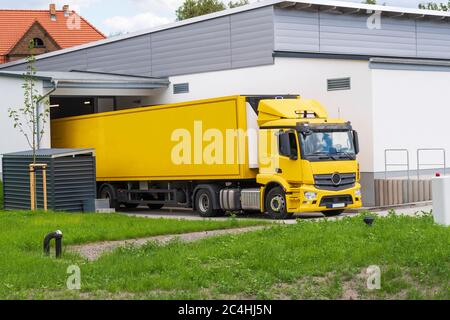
left=36, top=80, right=58, bottom=149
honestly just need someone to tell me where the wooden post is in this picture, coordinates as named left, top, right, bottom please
left=42, top=165, right=48, bottom=211
left=29, top=164, right=48, bottom=212
left=29, top=165, right=36, bottom=211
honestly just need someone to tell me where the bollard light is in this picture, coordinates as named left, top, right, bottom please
left=363, top=216, right=375, bottom=227
left=44, top=230, right=63, bottom=258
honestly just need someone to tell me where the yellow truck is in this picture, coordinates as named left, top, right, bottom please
left=51, top=95, right=362, bottom=219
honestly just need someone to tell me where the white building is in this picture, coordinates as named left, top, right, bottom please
left=1, top=0, right=450, bottom=206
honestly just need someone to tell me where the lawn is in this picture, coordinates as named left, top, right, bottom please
left=0, top=210, right=448, bottom=300
left=0, top=181, right=3, bottom=210
left=0, top=210, right=266, bottom=300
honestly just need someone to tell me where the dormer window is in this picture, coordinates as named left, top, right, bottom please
left=33, top=38, right=45, bottom=48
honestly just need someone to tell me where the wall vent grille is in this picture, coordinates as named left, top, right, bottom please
left=173, top=83, right=189, bottom=94
left=327, top=78, right=351, bottom=91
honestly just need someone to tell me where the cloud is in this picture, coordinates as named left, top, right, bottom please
left=101, top=0, right=261, bottom=34
left=103, top=12, right=172, bottom=34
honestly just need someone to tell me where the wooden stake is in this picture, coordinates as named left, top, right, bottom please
left=42, top=166, right=47, bottom=212
left=29, top=163, right=48, bottom=212
left=29, top=165, right=36, bottom=211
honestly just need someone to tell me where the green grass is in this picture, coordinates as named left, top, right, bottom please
left=0, top=211, right=448, bottom=300
left=0, top=210, right=266, bottom=299
left=0, top=181, right=3, bottom=209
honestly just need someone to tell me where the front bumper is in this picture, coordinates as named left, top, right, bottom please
left=285, top=184, right=362, bottom=213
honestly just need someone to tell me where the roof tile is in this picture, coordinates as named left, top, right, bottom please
left=0, top=9, right=105, bottom=57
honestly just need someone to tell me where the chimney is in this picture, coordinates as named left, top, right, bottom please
left=49, top=3, right=56, bottom=21
left=63, top=5, right=70, bottom=17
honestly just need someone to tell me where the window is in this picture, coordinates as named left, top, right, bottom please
left=33, top=38, right=45, bottom=48
left=299, top=130, right=356, bottom=161
left=279, top=131, right=298, bottom=159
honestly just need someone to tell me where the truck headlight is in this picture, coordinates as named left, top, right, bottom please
left=355, top=189, right=362, bottom=197
left=304, top=192, right=317, bottom=200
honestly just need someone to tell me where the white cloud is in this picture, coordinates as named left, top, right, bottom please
left=103, top=12, right=172, bottom=34
left=100, top=0, right=261, bottom=34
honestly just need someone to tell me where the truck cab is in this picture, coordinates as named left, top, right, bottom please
left=256, top=97, right=362, bottom=219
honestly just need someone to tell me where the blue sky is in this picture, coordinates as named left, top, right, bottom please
left=0, top=0, right=430, bottom=36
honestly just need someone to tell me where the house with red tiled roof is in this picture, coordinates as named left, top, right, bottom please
left=0, top=4, right=105, bottom=64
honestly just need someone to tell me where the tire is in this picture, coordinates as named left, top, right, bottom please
left=99, top=184, right=120, bottom=211
left=147, top=203, right=164, bottom=210
left=195, top=189, right=220, bottom=218
left=322, top=210, right=345, bottom=217
left=265, top=187, right=293, bottom=220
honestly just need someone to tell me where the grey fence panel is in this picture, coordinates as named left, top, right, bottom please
left=2, top=151, right=96, bottom=212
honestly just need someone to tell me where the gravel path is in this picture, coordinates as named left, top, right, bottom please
left=69, top=226, right=267, bottom=261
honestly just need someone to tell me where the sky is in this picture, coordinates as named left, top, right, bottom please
left=0, top=0, right=431, bottom=36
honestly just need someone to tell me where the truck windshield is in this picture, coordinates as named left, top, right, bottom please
left=299, top=130, right=356, bottom=161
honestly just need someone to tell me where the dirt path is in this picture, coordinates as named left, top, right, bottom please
left=69, top=226, right=267, bottom=261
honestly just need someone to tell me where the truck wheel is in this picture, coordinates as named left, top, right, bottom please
left=147, top=204, right=164, bottom=210
left=266, top=187, right=293, bottom=220
left=322, top=210, right=345, bottom=217
left=195, top=189, right=220, bottom=218
left=99, top=184, right=120, bottom=211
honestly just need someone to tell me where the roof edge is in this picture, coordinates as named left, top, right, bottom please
left=1, top=0, right=450, bottom=70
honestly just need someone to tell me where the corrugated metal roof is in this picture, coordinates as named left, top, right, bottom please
left=2, top=0, right=449, bottom=71
left=3, top=148, right=95, bottom=158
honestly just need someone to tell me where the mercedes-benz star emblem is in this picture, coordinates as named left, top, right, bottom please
left=331, top=173, right=342, bottom=186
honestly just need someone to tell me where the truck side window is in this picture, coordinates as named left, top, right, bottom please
left=279, top=131, right=298, bottom=159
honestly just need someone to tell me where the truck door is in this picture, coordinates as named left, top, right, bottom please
left=277, top=129, right=302, bottom=184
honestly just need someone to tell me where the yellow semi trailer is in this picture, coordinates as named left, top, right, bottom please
left=51, top=95, right=362, bottom=219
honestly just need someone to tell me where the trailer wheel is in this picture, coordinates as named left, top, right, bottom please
left=265, top=187, right=293, bottom=220
left=322, top=210, right=345, bottom=217
left=195, top=189, right=220, bottom=218
left=99, top=184, right=120, bottom=211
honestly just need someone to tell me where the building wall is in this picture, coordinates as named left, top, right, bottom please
left=371, top=67, right=450, bottom=174
left=3, top=7, right=450, bottom=76
left=7, top=23, right=60, bottom=62
left=1, top=6, right=275, bottom=77
left=274, top=8, right=450, bottom=59
left=0, top=76, right=50, bottom=177
left=149, top=56, right=375, bottom=173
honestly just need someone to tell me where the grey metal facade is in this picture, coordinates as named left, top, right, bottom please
left=1, top=6, right=275, bottom=77
left=274, top=7, right=450, bottom=60
left=2, top=149, right=96, bottom=212
left=2, top=4, right=450, bottom=77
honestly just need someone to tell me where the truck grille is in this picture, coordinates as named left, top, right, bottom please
left=314, top=173, right=356, bottom=191
left=320, top=195, right=353, bottom=208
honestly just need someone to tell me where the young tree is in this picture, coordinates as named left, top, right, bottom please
left=8, top=41, right=50, bottom=167
left=176, top=0, right=249, bottom=21
left=419, top=1, right=450, bottom=11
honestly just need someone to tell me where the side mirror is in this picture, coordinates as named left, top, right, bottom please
left=353, top=130, right=360, bottom=155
